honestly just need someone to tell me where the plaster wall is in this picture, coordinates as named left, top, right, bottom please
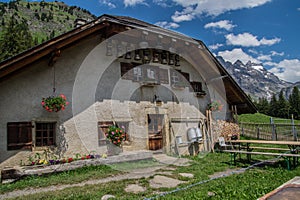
left=0, top=33, right=226, bottom=168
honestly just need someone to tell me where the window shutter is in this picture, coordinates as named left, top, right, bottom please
left=7, top=122, right=32, bottom=150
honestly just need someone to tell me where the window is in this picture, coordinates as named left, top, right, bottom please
left=7, top=122, right=32, bottom=150
left=35, top=122, right=56, bottom=147
left=98, top=121, right=130, bottom=146
left=148, top=114, right=164, bottom=135
left=120, top=62, right=134, bottom=80
left=190, top=81, right=204, bottom=92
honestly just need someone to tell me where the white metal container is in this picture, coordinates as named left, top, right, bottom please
left=195, top=127, right=202, bottom=139
left=187, top=128, right=197, bottom=142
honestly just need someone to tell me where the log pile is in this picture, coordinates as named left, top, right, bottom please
left=220, top=121, right=240, bottom=141
left=212, top=120, right=240, bottom=142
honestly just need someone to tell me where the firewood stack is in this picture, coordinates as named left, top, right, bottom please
left=220, top=121, right=240, bottom=141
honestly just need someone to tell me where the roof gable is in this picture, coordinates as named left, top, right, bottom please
left=0, top=14, right=256, bottom=114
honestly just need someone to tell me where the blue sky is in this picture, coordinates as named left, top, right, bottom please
left=2, top=0, right=300, bottom=83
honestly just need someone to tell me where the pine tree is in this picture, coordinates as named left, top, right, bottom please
left=289, top=86, right=300, bottom=119
left=277, top=90, right=289, bottom=118
left=0, top=15, right=34, bottom=62
left=256, top=97, right=269, bottom=115
left=269, top=94, right=278, bottom=117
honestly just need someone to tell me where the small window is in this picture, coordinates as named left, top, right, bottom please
left=190, top=81, right=204, bottom=92
left=7, top=122, right=32, bottom=150
left=120, top=62, right=134, bottom=80
left=35, top=122, right=56, bottom=147
left=98, top=121, right=130, bottom=146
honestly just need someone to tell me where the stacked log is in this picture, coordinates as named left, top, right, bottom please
left=220, top=121, right=240, bottom=141
left=212, top=120, right=240, bottom=142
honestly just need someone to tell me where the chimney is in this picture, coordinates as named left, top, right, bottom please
left=74, top=18, right=87, bottom=28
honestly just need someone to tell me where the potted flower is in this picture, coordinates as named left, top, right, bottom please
left=208, top=100, right=223, bottom=111
left=42, top=94, right=69, bottom=112
left=105, top=125, right=126, bottom=155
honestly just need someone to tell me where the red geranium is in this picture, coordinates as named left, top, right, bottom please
left=42, top=94, right=69, bottom=112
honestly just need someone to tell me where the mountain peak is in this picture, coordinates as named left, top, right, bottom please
left=217, top=56, right=292, bottom=100
left=234, top=60, right=244, bottom=66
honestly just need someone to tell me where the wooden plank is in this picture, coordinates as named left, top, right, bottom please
left=231, top=140, right=300, bottom=146
left=250, top=147, right=290, bottom=151
left=222, top=150, right=300, bottom=157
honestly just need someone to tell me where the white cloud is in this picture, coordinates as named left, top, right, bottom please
left=204, top=20, right=236, bottom=31
left=153, top=0, right=170, bottom=7
left=257, top=54, right=272, bottom=61
left=171, top=6, right=195, bottom=22
left=217, top=48, right=259, bottom=63
left=99, top=0, right=117, bottom=8
left=248, top=49, right=258, bottom=55
left=124, top=0, right=146, bottom=7
left=268, top=59, right=300, bottom=83
left=172, top=0, right=271, bottom=16
left=260, top=37, right=281, bottom=45
left=209, top=43, right=223, bottom=50
left=155, top=21, right=180, bottom=29
left=225, top=33, right=281, bottom=47
left=271, top=51, right=284, bottom=57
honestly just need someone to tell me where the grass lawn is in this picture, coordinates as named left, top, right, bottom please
left=1, top=152, right=299, bottom=199
left=238, top=113, right=300, bottom=124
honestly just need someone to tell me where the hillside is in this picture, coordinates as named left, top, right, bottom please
left=0, top=0, right=96, bottom=45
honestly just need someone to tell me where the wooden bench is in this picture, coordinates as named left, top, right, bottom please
left=250, top=147, right=290, bottom=151
left=222, top=150, right=300, bottom=170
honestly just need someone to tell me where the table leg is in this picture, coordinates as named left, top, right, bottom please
left=246, top=143, right=251, bottom=162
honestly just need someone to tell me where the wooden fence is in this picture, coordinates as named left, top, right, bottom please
left=239, top=118, right=299, bottom=141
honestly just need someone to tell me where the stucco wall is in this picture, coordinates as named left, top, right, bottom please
left=0, top=32, right=227, bottom=169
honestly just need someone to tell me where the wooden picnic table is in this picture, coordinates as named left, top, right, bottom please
left=223, top=139, right=300, bottom=170
left=230, top=139, right=300, bottom=152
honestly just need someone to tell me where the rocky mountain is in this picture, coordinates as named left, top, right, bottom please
left=216, top=56, right=293, bottom=100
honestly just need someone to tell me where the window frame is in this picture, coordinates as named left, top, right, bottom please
left=32, top=120, right=57, bottom=151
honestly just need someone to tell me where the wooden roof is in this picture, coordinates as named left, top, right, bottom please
left=0, top=14, right=256, bottom=114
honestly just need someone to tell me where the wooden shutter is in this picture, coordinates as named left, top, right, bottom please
left=159, top=68, right=169, bottom=84
left=7, top=122, right=32, bottom=150
left=98, top=121, right=113, bottom=146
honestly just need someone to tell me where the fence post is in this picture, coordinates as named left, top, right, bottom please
left=241, top=123, right=244, bottom=137
left=291, top=114, right=297, bottom=141
left=270, top=117, right=276, bottom=141
left=257, top=126, right=260, bottom=139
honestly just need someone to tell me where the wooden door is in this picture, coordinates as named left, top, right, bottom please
left=148, top=114, right=164, bottom=150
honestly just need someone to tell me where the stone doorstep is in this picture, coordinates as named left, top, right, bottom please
left=1, top=151, right=153, bottom=183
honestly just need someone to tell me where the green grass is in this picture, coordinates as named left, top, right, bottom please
left=0, top=164, right=119, bottom=194
left=239, top=113, right=299, bottom=124
left=2, top=153, right=300, bottom=199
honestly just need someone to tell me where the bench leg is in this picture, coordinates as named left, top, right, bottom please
left=284, top=157, right=290, bottom=171
left=229, top=153, right=237, bottom=165
left=247, top=154, right=251, bottom=162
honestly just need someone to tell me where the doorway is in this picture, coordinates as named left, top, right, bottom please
left=148, top=114, right=164, bottom=150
